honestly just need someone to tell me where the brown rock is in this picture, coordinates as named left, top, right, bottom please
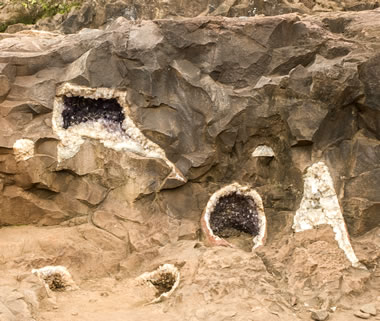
left=92, top=210, right=129, bottom=240
left=0, top=301, right=16, bottom=321
left=178, top=219, right=200, bottom=241
left=354, top=310, right=371, bottom=319
left=0, top=224, right=126, bottom=276
left=0, top=185, right=66, bottom=226
left=0, top=9, right=379, bottom=320
left=70, top=178, right=108, bottom=205
left=0, top=75, right=11, bottom=99
left=2, top=0, right=380, bottom=34
left=361, top=303, right=377, bottom=316
left=0, top=9, right=379, bottom=245
left=311, top=310, right=329, bottom=321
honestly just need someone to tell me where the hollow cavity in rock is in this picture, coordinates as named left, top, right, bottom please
left=53, top=84, right=186, bottom=185
left=62, top=96, right=125, bottom=130
left=44, top=273, right=66, bottom=291
left=149, top=271, right=177, bottom=297
left=201, top=183, right=266, bottom=250
left=137, top=264, right=180, bottom=303
left=209, top=192, right=260, bottom=239
left=32, top=265, right=78, bottom=294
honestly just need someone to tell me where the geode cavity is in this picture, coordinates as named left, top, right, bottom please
left=62, top=95, right=125, bottom=129
left=209, top=192, right=260, bottom=238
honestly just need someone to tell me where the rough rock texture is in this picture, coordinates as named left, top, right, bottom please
left=209, top=192, right=260, bottom=237
left=0, top=6, right=380, bottom=321
left=1, top=9, right=379, bottom=236
left=1, top=0, right=380, bottom=34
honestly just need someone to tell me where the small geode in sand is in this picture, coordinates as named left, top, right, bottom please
left=32, top=266, right=78, bottom=295
left=136, top=264, right=180, bottom=304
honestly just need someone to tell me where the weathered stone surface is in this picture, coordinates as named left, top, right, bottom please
left=354, top=310, right=371, bottom=319
left=0, top=7, right=379, bottom=321
left=0, top=301, right=16, bottom=321
left=0, top=225, right=127, bottom=276
left=0, top=9, right=378, bottom=237
left=92, top=210, right=130, bottom=240
left=360, top=303, right=377, bottom=316
left=2, top=0, right=380, bottom=34
left=0, top=75, right=11, bottom=99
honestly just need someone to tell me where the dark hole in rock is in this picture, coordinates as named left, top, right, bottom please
left=45, top=273, right=66, bottom=291
left=210, top=192, right=260, bottom=239
left=149, top=272, right=176, bottom=297
left=62, top=95, right=125, bottom=130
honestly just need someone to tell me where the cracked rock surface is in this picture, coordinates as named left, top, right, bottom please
left=0, top=7, right=379, bottom=321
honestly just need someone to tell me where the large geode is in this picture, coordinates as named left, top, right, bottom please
left=62, top=96, right=125, bottom=129
left=209, top=192, right=260, bottom=238
left=201, top=183, right=266, bottom=250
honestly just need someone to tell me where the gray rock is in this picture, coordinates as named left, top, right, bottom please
left=311, top=310, right=329, bottom=321
left=2, top=0, right=380, bottom=34
left=0, top=9, right=378, bottom=237
left=0, top=11, right=378, bottom=312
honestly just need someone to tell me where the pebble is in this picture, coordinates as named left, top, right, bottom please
left=361, top=303, right=377, bottom=316
left=354, top=310, right=371, bottom=319
left=311, top=310, right=329, bottom=321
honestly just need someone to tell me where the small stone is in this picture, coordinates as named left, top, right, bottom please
left=252, top=145, right=275, bottom=157
left=311, top=310, right=329, bottom=321
left=361, top=303, right=377, bottom=316
left=354, top=310, right=371, bottom=319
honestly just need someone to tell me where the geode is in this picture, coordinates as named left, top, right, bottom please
left=209, top=192, right=260, bottom=238
left=137, top=264, right=180, bottom=303
left=201, top=183, right=267, bottom=249
left=62, top=95, right=125, bottom=129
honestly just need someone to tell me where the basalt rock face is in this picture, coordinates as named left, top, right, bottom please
left=0, top=9, right=380, bottom=321
left=2, top=0, right=380, bottom=34
left=1, top=10, right=379, bottom=236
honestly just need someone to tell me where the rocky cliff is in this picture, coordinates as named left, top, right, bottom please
left=0, top=6, right=379, bottom=321
left=2, top=0, right=380, bottom=33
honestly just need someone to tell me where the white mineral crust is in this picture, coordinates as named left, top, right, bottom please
left=137, top=264, right=180, bottom=303
left=32, top=265, right=78, bottom=296
left=13, top=139, right=34, bottom=161
left=293, top=161, right=363, bottom=268
left=252, top=145, right=275, bottom=157
left=52, top=83, right=185, bottom=182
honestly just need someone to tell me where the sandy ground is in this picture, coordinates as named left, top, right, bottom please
left=37, top=230, right=380, bottom=321
left=1, top=226, right=379, bottom=321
